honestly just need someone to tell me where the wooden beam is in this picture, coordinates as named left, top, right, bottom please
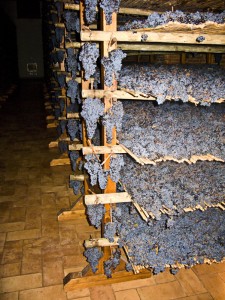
left=65, top=42, right=81, bottom=49
left=64, top=3, right=79, bottom=10
left=119, top=43, right=225, bottom=53
left=70, top=174, right=88, bottom=181
left=84, top=237, right=120, bottom=248
left=69, top=144, right=83, bottom=151
left=81, top=31, right=225, bottom=45
left=82, top=89, right=155, bottom=100
left=50, top=153, right=70, bottom=167
left=66, top=76, right=81, bottom=83
left=82, top=145, right=126, bottom=155
left=64, top=3, right=159, bottom=16
left=66, top=112, right=80, bottom=119
left=64, top=269, right=151, bottom=291
left=85, top=192, right=132, bottom=205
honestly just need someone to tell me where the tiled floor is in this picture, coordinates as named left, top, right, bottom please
left=0, top=80, right=225, bottom=300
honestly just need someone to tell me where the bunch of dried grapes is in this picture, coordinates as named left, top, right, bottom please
left=79, top=43, right=99, bottom=80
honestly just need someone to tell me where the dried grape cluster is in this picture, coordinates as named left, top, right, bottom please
left=118, top=101, right=225, bottom=160
left=55, top=27, right=64, bottom=44
left=104, top=222, right=117, bottom=242
left=119, top=64, right=225, bottom=105
left=70, top=180, right=82, bottom=195
left=120, top=10, right=225, bottom=30
left=79, top=43, right=99, bottom=80
left=84, top=248, right=103, bottom=273
left=120, top=156, right=225, bottom=219
left=55, top=73, right=66, bottom=88
left=86, top=204, right=105, bottom=228
left=67, top=80, right=81, bottom=103
left=67, top=119, right=79, bottom=141
left=99, top=0, right=121, bottom=25
left=69, top=151, right=79, bottom=171
left=81, top=98, right=104, bottom=139
left=84, top=0, right=98, bottom=24
left=102, top=101, right=124, bottom=142
left=56, top=50, right=65, bottom=63
left=66, top=48, right=79, bottom=78
left=63, top=11, right=80, bottom=32
left=109, top=154, right=124, bottom=183
left=101, top=49, right=126, bottom=87
left=112, top=204, right=225, bottom=274
left=84, top=154, right=108, bottom=189
left=104, top=249, right=121, bottom=278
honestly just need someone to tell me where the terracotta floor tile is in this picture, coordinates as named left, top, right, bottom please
left=137, top=280, right=187, bottom=300
left=66, top=287, right=90, bottom=299
left=0, top=273, right=42, bottom=293
left=198, top=273, right=225, bottom=300
left=6, top=229, right=41, bottom=241
left=175, top=268, right=207, bottom=296
left=41, top=192, right=56, bottom=208
left=89, top=285, right=116, bottom=300
left=2, top=241, right=23, bottom=264
left=219, top=272, right=225, bottom=282
left=175, top=293, right=213, bottom=300
left=1, top=263, right=21, bottom=278
left=0, top=232, right=6, bottom=251
left=43, top=259, right=64, bottom=286
left=21, top=245, right=42, bottom=274
left=63, top=255, right=87, bottom=269
left=115, top=289, right=140, bottom=300
left=19, top=285, right=67, bottom=300
left=59, top=224, right=78, bottom=246
left=0, top=222, right=25, bottom=233
left=112, top=277, right=155, bottom=292
left=70, top=297, right=90, bottom=300
left=0, top=291, right=19, bottom=300
left=192, top=263, right=218, bottom=276
left=56, top=196, right=70, bottom=210
left=154, top=269, right=177, bottom=284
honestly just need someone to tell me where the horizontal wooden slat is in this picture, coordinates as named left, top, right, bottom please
left=69, top=144, right=83, bottom=151
left=70, top=174, right=87, bottom=181
left=84, top=237, right=120, bottom=248
left=85, top=192, right=132, bottom=205
left=82, top=89, right=155, bottom=100
left=82, top=145, right=126, bottom=155
left=81, top=30, right=225, bottom=45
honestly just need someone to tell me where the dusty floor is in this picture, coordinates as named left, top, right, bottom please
left=0, top=80, right=225, bottom=300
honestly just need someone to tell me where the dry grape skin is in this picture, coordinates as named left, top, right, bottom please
left=119, top=10, right=225, bottom=31
left=119, top=64, right=225, bottom=106
left=101, top=49, right=127, bottom=87
left=84, top=0, right=98, bottom=24
left=67, top=119, right=79, bottom=141
left=79, top=43, right=99, bottom=80
left=112, top=204, right=225, bottom=274
left=81, top=98, right=105, bottom=139
left=63, top=11, right=80, bottom=32
left=86, top=204, right=106, bottom=228
left=118, top=101, right=225, bottom=160
left=99, top=0, right=121, bottom=25
left=120, top=156, right=225, bottom=219
left=84, top=248, right=103, bottom=273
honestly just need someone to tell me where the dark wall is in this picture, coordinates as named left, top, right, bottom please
left=0, top=0, right=44, bottom=79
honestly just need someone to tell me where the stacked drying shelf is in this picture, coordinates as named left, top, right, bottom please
left=54, top=1, right=225, bottom=291
left=43, top=0, right=82, bottom=167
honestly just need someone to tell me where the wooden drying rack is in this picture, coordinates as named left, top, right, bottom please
left=53, top=0, right=225, bottom=291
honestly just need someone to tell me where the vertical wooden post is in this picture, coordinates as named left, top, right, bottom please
left=80, top=1, right=91, bottom=195
left=98, top=9, right=118, bottom=273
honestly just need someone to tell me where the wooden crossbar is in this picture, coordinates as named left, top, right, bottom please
left=84, top=237, right=120, bottom=248
left=85, top=192, right=132, bottom=205
left=81, top=30, right=225, bottom=45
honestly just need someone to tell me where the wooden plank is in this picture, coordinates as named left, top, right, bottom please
left=82, top=89, right=155, bottom=100
left=64, top=3, right=79, bottom=10
left=50, top=153, right=70, bottom=166
left=69, top=144, right=83, bottom=151
left=65, top=42, right=81, bottom=49
left=84, top=237, right=120, bottom=248
left=119, top=43, right=225, bottom=53
left=58, top=209, right=85, bottom=221
left=81, top=30, right=225, bottom=45
left=85, top=192, right=132, bottom=205
left=64, top=269, right=151, bottom=291
left=67, top=113, right=80, bottom=119
left=66, top=76, right=81, bottom=83
left=82, top=145, right=126, bottom=155
left=70, top=174, right=88, bottom=181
